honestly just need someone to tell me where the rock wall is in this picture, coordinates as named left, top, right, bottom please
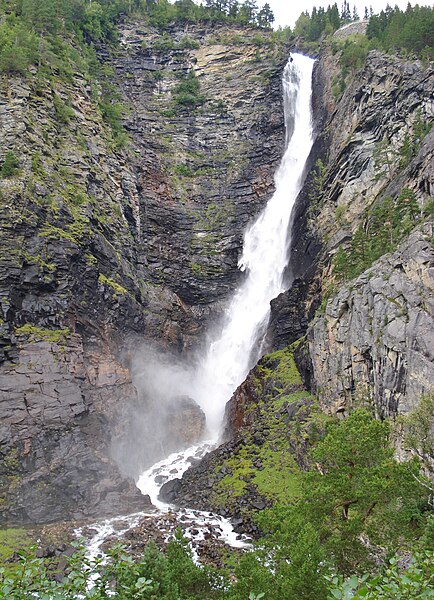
left=270, top=48, right=434, bottom=415
left=308, top=226, right=434, bottom=416
left=113, top=20, right=288, bottom=306
left=0, top=21, right=289, bottom=525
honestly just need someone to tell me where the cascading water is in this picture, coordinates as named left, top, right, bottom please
left=83, top=53, right=315, bottom=561
left=192, top=53, right=315, bottom=437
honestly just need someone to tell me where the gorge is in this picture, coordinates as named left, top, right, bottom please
left=0, top=1, right=433, bottom=596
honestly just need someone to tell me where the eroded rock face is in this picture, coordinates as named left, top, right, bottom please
left=308, top=226, right=434, bottom=416
left=270, top=49, right=433, bottom=414
left=0, top=335, right=150, bottom=524
left=113, top=20, right=288, bottom=306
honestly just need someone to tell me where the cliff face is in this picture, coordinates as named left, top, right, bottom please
left=0, top=21, right=288, bottom=525
left=309, top=226, right=434, bottom=416
left=114, top=21, right=287, bottom=307
left=270, top=48, right=434, bottom=416
left=1, top=16, right=432, bottom=526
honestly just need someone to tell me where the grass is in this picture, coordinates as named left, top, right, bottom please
left=0, top=529, right=31, bottom=567
left=14, top=325, right=70, bottom=344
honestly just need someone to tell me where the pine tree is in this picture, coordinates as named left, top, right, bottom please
left=352, top=5, right=359, bottom=21
left=257, top=2, right=274, bottom=28
left=238, top=0, right=258, bottom=24
left=227, top=0, right=239, bottom=18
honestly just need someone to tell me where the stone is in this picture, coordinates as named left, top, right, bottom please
left=165, top=396, right=206, bottom=447
left=307, top=227, right=434, bottom=416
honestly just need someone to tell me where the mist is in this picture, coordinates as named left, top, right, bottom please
left=110, top=343, right=206, bottom=480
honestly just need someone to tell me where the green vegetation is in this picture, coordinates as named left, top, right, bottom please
left=0, top=534, right=223, bottom=599
left=98, top=274, right=128, bottom=297
left=399, top=393, right=434, bottom=479
left=333, top=188, right=425, bottom=281
left=211, top=347, right=328, bottom=513
left=0, top=401, right=432, bottom=598
left=172, top=69, right=205, bottom=111
left=0, top=529, right=30, bottom=567
left=296, top=2, right=433, bottom=60
left=53, top=93, right=74, bottom=124
left=14, top=324, right=70, bottom=343
left=327, top=550, right=434, bottom=598
left=294, top=2, right=348, bottom=41
left=400, top=109, right=433, bottom=168
left=0, top=151, right=20, bottom=178
left=148, top=0, right=275, bottom=30
left=367, top=4, right=434, bottom=59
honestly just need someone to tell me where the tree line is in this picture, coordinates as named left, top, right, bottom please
left=294, top=1, right=433, bottom=57
left=147, top=0, right=275, bottom=29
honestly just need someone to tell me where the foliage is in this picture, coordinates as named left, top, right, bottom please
left=172, top=69, right=206, bottom=111
left=301, top=410, right=426, bottom=574
left=53, top=93, right=74, bottom=124
left=400, top=109, right=433, bottom=168
left=147, top=0, right=275, bottom=29
left=399, top=393, right=434, bottom=479
left=228, top=409, right=431, bottom=598
left=1, top=408, right=431, bottom=598
left=0, top=533, right=222, bottom=599
left=294, top=1, right=361, bottom=42
left=0, top=151, right=20, bottom=178
left=367, top=4, right=434, bottom=59
left=333, top=188, right=423, bottom=281
left=327, top=550, right=434, bottom=598
left=0, top=529, right=31, bottom=567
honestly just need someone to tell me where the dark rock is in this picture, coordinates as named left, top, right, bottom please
left=159, top=478, right=182, bottom=503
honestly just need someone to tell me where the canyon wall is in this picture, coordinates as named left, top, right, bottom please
left=0, top=21, right=289, bottom=524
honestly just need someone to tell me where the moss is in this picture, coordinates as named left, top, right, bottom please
left=98, top=274, right=127, bottom=296
left=21, top=252, right=56, bottom=273
left=85, top=253, right=98, bottom=266
left=39, top=224, right=78, bottom=244
left=0, top=529, right=31, bottom=567
left=253, top=460, right=301, bottom=503
left=14, top=324, right=70, bottom=344
left=207, top=342, right=335, bottom=516
left=3, top=449, right=20, bottom=472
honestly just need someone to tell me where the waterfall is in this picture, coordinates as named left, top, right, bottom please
left=192, top=54, right=315, bottom=437
left=89, top=54, right=316, bottom=560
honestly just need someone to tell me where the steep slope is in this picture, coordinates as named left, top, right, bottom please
left=168, top=42, right=434, bottom=530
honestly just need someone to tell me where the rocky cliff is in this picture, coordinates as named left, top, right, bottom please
left=1, top=14, right=433, bottom=528
left=309, top=225, right=434, bottom=416
left=270, top=48, right=434, bottom=417
left=0, top=20, right=289, bottom=525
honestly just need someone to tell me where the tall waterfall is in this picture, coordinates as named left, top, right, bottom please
left=193, top=54, right=315, bottom=437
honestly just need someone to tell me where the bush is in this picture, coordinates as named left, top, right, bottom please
left=1, top=151, right=20, bottom=178
left=172, top=70, right=205, bottom=110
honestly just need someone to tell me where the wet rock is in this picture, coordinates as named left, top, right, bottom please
left=0, top=20, right=287, bottom=526
left=165, top=396, right=206, bottom=447
left=159, top=478, right=182, bottom=503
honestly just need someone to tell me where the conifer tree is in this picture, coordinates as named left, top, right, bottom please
left=257, top=2, right=274, bottom=28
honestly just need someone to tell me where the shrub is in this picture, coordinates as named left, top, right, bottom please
left=0, top=151, right=20, bottom=178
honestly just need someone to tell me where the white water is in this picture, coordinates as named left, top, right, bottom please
left=81, top=53, right=315, bottom=561
left=192, top=53, right=315, bottom=437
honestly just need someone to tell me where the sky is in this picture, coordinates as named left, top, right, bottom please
left=257, top=1, right=426, bottom=28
